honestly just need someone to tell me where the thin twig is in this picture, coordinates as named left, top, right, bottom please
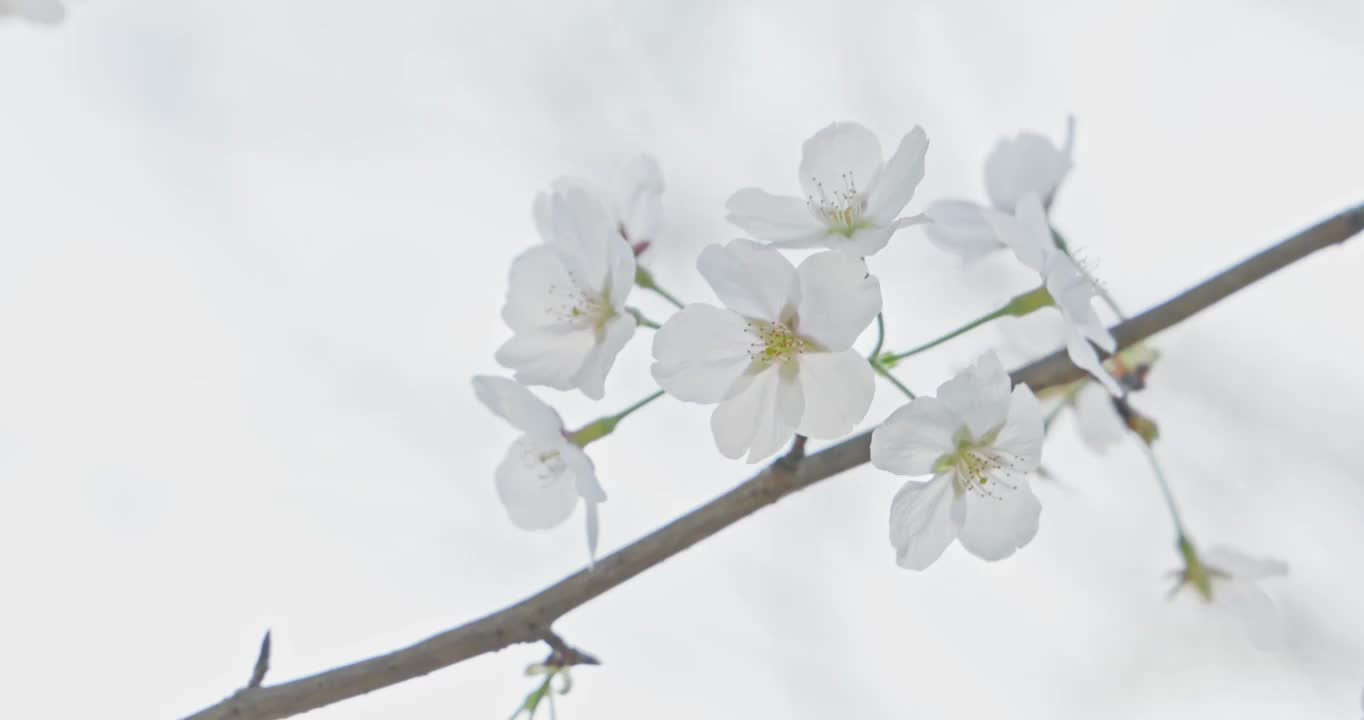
left=180, top=202, right=1364, bottom=720
left=247, top=630, right=272, bottom=689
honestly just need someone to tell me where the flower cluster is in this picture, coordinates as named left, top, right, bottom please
left=471, top=119, right=1288, bottom=644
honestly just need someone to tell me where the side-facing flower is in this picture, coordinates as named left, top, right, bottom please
left=1172, top=543, right=1289, bottom=649
left=498, top=185, right=637, bottom=400
left=925, top=118, right=1074, bottom=261
left=534, top=154, right=665, bottom=253
left=473, top=376, right=608, bottom=560
left=726, top=122, right=929, bottom=257
left=0, top=0, right=64, bottom=23
left=651, top=240, right=881, bottom=462
left=986, top=192, right=1121, bottom=394
left=870, top=352, right=1044, bottom=569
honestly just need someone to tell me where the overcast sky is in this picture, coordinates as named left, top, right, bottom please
left=2, top=1, right=1363, bottom=718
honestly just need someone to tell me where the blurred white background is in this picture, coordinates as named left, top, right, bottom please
left=2, top=1, right=1363, bottom=718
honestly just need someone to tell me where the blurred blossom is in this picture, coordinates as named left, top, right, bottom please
left=534, top=154, right=665, bottom=255
left=0, top=0, right=64, bottom=24
left=1173, top=544, right=1290, bottom=650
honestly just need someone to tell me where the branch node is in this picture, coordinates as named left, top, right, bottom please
left=541, top=630, right=601, bottom=668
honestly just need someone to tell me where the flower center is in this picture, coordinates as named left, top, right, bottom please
left=807, top=171, right=871, bottom=237
left=934, top=428, right=1022, bottom=499
left=745, top=319, right=815, bottom=368
left=547, top=281, right=617, bottom=340
left=523, top=446, right=568, bottom=488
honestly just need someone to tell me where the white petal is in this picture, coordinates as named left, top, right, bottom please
left=1072, top=383, right=1125, bottom=453
left=995, top=309, right=1068, bottom=366
left=888, top=474, right=959, bottom=570
left=984, top=131, right=1073, bottom=212
left=990, top=385, right=1044, bottom=472
left=1044, top=254, right=1114, bottom=355
left=864, top=126, right=928, bottom=224
left=612, top=154, right=664, bottom=243
left=984, top=194, right=1053, bottom=273
left=795, top=351, right=874, bottom=438
left=725, top=188, right=826, bottom=246
left=1219, top=581, right=1285, bottom=650
left=572, top=314, right=637, bottom=400
left=500, top=245, right=580, bottom=332
left=956, top=477, right=1042, bottom=561
left=547, top=186, right=617, bottom=295
left=793, top=251, right=882, bottom=350
left=472, top=375, right=564, bottom=437
left=841, top=224, right=897, bottom=257
left=799, top=122, right=884, bottom=202
left=870, top=396, right=960, bottom=476
left=923, top=200, right=1004, bottom=261
left=696, top=239, right=799, bottom=322
left=651, top=304, right=758, bottom=403
left=495, top=327, right=595, bottom=391
left=495, top=437, right=581, bottom=530
left=583, top=499, right=602, bottom=564
left=936, top=352, right=1012, bottom=440
left=605, top=221, right=638, bottom=311
left=1205, top=545, right=1290, bottom=580
left=710, top=366, right=802, bottom=463
left=1065, top=332, right=1123, bottom=396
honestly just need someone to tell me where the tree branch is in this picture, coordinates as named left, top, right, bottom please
left=181, top=202, right=1364, bottom=720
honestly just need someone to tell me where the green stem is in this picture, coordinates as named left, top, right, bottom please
left=607, top=390, right=665, bottom=425
left=1140, top=443, right=1187, bottom=537
left=869, top=312, right=887, bottom=361
left=627, top=307, right=661, bottom=329
left=882, top=307, right=1008, bottom=363
left=873, top=362, right=916, bottom=400
left=569, top=390, right=666, bottom=447
left=634, top=267, right=685, bottom=310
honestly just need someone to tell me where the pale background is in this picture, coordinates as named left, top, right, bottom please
left=2, top=1, right=1362, bottom=718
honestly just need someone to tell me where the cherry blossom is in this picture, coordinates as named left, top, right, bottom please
left=497, top=185, right=637, bottom=400
left=1173, top=544, right=1289, bottom=649
left=473, top=376, right=607, bottom=560
left=726, top=122, right=929, bottom=257
left=925, top=119, right=1073, bottom=260
left=651, top=240, right=881, bottom=462
left=534, top=154, right=664, bottom=253
left=870, top=353, right=1044, bottom=569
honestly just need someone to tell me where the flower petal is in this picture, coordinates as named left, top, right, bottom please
left=984, top=193, right=1053, bottom=273
left=888, top=474, right=959, bottom=570
left=472, top=375, right=564, bottom=437
left=841, top=224, right=897, bottom=257
left=710, top=366, right=802, bottom=463
left=956, top=477, right=1042, bottom=561
left=547, top=185, right=618, bottom=295
left=1205, top=545, right=1290, bottom=580
left=795, top=351, right=874, bottom=438
left=612, top=154, right=664, bottom=244
left=1219, top=581, right=1285, bottom=650
left=1065, top=332, right=1123, bottom=396
left=495, top=327, right=595, bottom=392
left=864, top=126, right=928, bottom=224
left=500, top=245, right=579, bottom=332
left=936, top=352, right=1012, bottom=440
left=1072, top=383, right=1125, bottom=453
left=697, top=239, right=799, bottom=322
left=725, top=188, right=826, bottom=247
left=870, top=396, right=960, bottom=476
left=799, top=122, right=884, bottom=202
left=984, top=130, right=1073, bottom=212
left=990, top=385, right=1044, bottom=471
left=651, top=304, right=758, bottom=403
left=495, top=437, right=581, bottom=530
left=923, top=200, right=1004, bottom=261
left=572, top=314, right=637, bottom=400
left=794, top=250, right=882, bottom=350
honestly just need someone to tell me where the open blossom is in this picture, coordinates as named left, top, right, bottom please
left=473, top=376, right=607, bottom=560
left=651, top=239, right=881, bottom=462
left=925, top=119, right=1074, bottom=261
left=870, top=353, right=1044, bottom=569
left=1173, top=544, right=1289, bottom=649
left=497, top=185, right=637, bottom=400
left=534, top=154, right=664, bottom=252
left=726, top=122, right=929, bottom=257
left=986, top=192, right=1121, bottom=394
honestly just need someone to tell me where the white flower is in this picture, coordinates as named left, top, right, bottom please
left=726, top=122, right=929, bottom=257
left=534, top=154, right=664, bottom=251
left=925, top=119, right=1074, bottom=261
left=498, top=185, right=637, bottom=400
left=650, top=240, right=881, bottom=462
left=870, top=353, right=1044, bottom=569
left=1174, top=544, right=1289, bottom=649
left=473, top=375, right=607, bottom=560
left=986, top=192, right=1121, bottom=394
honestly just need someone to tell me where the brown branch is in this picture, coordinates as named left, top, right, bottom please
left=181, top=202, right=1364, bottom=720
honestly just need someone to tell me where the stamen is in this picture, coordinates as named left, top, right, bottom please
left=806, top=171, right=870, bottom=237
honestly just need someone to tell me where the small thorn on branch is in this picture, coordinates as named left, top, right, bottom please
left=776, top=435, right=807, bottom=472
left=247, top=630, right=272, bottom=689
left=541, top=630, right=600, bottom=668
